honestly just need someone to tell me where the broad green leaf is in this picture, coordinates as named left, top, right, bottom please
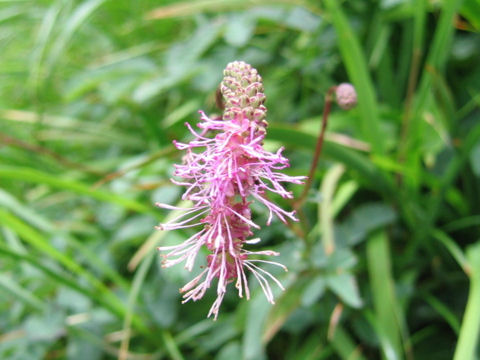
left=326, top=273, right=363, bottom=309
left=301, top=275, right=326, bottom=306
left=336, top=203, right=397, bottom=246
left=224, top=14, right=256, bottom=47
left=25, top=308, right=65, bottom=342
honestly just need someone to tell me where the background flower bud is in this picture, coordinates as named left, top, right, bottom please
left=335, top=83, right=357, bottom=110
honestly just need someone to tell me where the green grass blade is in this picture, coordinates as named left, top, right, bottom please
left=433, top=229, right=470, bottom=275
left=319, top=164, right=345, bottom=254
left=0, top=273, right=46, bottom=311
left=454, top=241, right=480, bottom=360
left=46, top=0, right=106, bottom=77
left=460, top=0, right=480, bottom=30
left=120, top=251, right=185, bottom=360
left=413, top=0, right=463, bottom=115
left=422, top=292, right=460, bottom=334
left=0, top=211, right=130, bottom=323
left=405, top=0, right=464, bottom=184
left=268, top=125, right=394, bottom=196
left=323, top=0, right=384, bottom=154
left=28, top=1, right=61, bottom=90
left=0, top=221, right=154, bottom=342
left=0, top=210, right=94, bottom=278
left=0, top=188, right=53, bottom=232
left=0, top=189, right=130, bottom=291
left=426, top=122, right=480, bottom=228
left=0, top=166, right=154, bottom=215
left=331, top=180, right=358, bottom=218
left=367, top=230, right=405, bottom=360
left=128, top=200, right=191, bottom=271
left=146, top=0, right=320, bottom=20
left=0, top=244, right=100, bottom=304
left=330, top=325, right=367, bottom=360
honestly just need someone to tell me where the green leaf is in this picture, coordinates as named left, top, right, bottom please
left=433, top=229, right=471, bottom=275
left=422, top=292, right=460, bottom=334
left=330, top=325, right=367, bottom=360
left=0, top=273, right=46, bottom=311
left=46, top=0, right=106, bottom=76
left=263, top=277, right=309, bottom=343
left=366, top=230, right=405, bottom=360
left=268, top=125, right=395, bottom=197
left=24, top=308, right=65, bottom=342
left=460, top=0, right=480, bottom=30
left=243, top=293, right=271, bottom=360
left=66, top=329, right=103, bottom=360
left=326, top=273, right=363, bottom=309
left=224, top=14, right=257, bottom=47
left=0, top=166, right=153, bottom=215
left=469, top=141, right=480, bottom=176
left=0, top=244, right=97, bottom=308
left=337, top=202, right=397, bottom=246
left=0, top=188, right=53, bottom=232
left=323, top=0, right=384, bottom=154
left=301, top=275, right=326, bottom=306
left=454, top=241, right=480, bottom=360
left=319, top=164, right=345, bottom=254
left=283, top=6, right=321, bottom=32
left=216, top=341, right=242, bottom=360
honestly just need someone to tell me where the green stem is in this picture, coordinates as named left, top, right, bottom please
left=454, top=242, right=480, bottom=360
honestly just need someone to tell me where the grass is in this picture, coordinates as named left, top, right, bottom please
left=1, top=0, right=479, bottom=359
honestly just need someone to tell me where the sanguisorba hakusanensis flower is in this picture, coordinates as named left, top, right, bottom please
left=156, top=61, right=305, bottom=319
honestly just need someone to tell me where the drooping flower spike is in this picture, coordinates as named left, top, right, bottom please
left=157, top=61, right=305, bottom=319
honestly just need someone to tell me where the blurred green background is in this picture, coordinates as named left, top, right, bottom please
left=1, top=0, right=480, bottom=359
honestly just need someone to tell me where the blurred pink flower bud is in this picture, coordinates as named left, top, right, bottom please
left=335, top=83, right=357, bottom=110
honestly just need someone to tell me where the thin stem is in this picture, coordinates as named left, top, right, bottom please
left=295, top=86, right=336, bottom=209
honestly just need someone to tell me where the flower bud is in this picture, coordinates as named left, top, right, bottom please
left=335, top=83, right=357, bottom=110
left=221, top=61, right=267, bottom=130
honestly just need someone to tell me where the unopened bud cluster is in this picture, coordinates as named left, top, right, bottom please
left=221, top=61, right=268, bottom=134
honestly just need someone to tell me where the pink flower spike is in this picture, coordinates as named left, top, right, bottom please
left=156, top=61, right=305, bottom=319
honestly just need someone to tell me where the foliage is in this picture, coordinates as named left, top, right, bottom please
left=1, top=0, right=479, bottom=359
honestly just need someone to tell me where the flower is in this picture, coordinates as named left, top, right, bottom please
left=156, top=61, right=305, bottom=319
left=335, top=83, right=357, bottom=110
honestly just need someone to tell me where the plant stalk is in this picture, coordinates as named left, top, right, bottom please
left=295, top=86, right=336, bottom=210
left=453, top=242, right=480, bottom=360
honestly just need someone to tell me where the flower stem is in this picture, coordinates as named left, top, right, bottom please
left=295, top=86, right=336, bottom=210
